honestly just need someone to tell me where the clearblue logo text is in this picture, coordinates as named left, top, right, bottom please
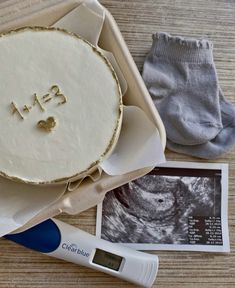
left=62, top=243, right=90, bottom=257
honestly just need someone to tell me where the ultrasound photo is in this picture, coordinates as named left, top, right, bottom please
left=97, top=162, right=229, bottom=252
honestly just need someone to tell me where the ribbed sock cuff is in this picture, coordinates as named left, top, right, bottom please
left=151, top=32, right=213, bottom=64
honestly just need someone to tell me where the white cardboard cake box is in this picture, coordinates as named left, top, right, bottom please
left=0, top=0, right=166, bottom=232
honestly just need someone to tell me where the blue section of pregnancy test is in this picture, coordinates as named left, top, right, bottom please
left=4, top=219, right=61, bottom=253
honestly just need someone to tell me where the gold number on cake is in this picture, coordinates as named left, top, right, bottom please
left=33, top=93, right=45, bottom=111
left=11, top=102, right=24, bottom=120
left=50, top=85, right=68, bottom=105
left=11, top=85, right=67, bottom=121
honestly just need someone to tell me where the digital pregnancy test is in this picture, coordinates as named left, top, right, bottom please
left=5, top=218, right=158, bottom=287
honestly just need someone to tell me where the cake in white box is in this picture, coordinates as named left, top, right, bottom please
left=0, top=27, right=122, bottom=184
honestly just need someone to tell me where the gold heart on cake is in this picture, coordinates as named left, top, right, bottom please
left=37, top=116, right=57, bottom=132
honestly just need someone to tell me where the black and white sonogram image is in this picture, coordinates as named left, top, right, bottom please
left=100, top=166, right=223, bottom=245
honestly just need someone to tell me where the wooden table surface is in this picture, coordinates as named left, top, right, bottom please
left=1, top=0, right=235, bottom=287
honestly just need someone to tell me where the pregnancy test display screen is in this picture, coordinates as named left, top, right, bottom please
left=92, top=249, right=123, bottom=271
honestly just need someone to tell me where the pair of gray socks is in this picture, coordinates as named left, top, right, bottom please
left=142, top=32, right=235, bottom=159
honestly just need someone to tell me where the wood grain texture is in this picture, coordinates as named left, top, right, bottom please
left=0, top=0, right=235, bottom=287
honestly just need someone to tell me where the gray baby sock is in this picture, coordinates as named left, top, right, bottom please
left=167, top=90, right=235, bottom=159
left=142, top=32, right=222, bottom=145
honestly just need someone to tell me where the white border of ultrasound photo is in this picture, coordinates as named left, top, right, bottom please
left=96, top=161, right=230, bottom=252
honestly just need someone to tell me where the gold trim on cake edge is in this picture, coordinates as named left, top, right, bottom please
left=0, top=26, right=123, bottom=185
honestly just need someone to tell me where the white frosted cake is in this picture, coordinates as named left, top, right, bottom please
left=0, top=27, right=122, bottom=184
